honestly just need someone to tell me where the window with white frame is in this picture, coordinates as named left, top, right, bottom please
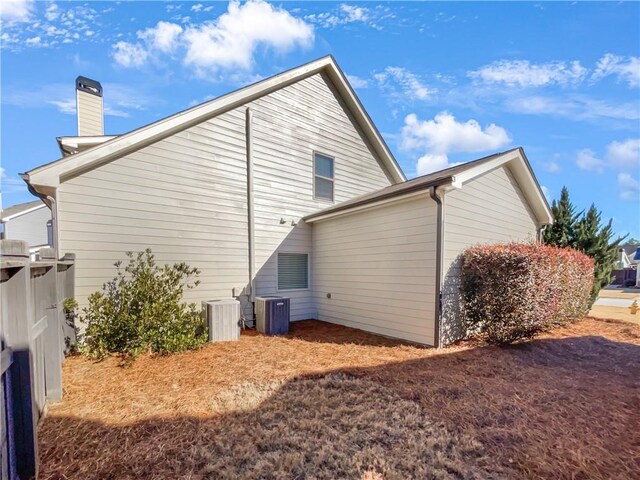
left=314, top=152, right=334, bottom=201
left=277, top=253, right=309, bottom=290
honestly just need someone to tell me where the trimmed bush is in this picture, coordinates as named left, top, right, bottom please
left=460, top=243, right=594, bottom=344
left=81, top=249, right=207, bottom=359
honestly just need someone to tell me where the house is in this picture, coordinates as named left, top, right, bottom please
left=22, top=56, right=552, bottom=346
left=0, top=200, right=52, bottom=257
left=612, top=243, right=640, bottom=287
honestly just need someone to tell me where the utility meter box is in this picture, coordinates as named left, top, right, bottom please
left=255, top=296, right=290, bottom=335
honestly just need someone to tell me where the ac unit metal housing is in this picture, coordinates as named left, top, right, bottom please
left=203, top=299, right=240, bottom=342
left=255, top=296, right=290, bottom=335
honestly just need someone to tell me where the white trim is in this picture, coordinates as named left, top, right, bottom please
left=313, top=151, right=335, bottom=203
left=1, top=203, right=47, bottom=222
left=25, top=56, right=405, bottom=190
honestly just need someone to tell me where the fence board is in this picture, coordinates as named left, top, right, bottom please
left=1, top=240, right=75, bottom=480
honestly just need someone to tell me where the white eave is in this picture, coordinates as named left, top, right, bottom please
left=57, top=135, right=118, bottom=156
left=24, top=55, right=406, bottom=192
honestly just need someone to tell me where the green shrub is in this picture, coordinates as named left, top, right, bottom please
left=81, top=249, right=207, bottom=359
left=460, top=243, right=594, bottom=344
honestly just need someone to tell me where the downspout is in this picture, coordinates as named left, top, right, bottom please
left=245, top=108, right=256, bottom=317
left=536, top=224, right=548, bottom=243
left=25, top=181, right=59, bottom=258
left=429, top=186, right=443, bottom=349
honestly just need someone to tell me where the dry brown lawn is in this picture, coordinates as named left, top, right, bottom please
left=39, top=317, right=640, bottom=480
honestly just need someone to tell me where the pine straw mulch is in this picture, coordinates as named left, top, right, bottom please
left=39, top=317, right=640, bottom=480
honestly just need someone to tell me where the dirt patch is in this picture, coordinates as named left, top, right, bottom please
left=39, top=318, right=640, bottom=479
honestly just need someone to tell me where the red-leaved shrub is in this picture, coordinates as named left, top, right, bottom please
left=460, top=243, right=594, bottom=344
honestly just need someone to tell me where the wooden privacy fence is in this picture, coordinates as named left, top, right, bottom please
left=1, top=240, right=75, bottom=480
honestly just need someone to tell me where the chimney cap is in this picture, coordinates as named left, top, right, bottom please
left=76, top=76, right=102, bottom=97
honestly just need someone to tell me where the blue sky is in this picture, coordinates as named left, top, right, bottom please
left=2, top=1, right=639, bottom=238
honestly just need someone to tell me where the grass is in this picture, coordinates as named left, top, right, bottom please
left=39, top=317, right=640, bottom=479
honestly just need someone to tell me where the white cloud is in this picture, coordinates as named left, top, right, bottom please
left=540, top=185, right=552, bottom=201
left=402, top=111, right=511, bottom=153
left=2, top=2, right=101, bottom=51
left=346, top=74, right=368, bottom=89
left=305, top=3, right=377, bottom=29
left=416, top=153, right=454, bottom=175
left=182, top=0, right=313, bottom=75
left=592, top=54, right=640, bottom=88
left=340, top=4, right=369, bottom=23
left=0, top=167, right=26, bottom=194
left=402, top=111, right=511, bottom=175
left=374, top=67, right=435, bottom=101
left=469, top=59, right=587, bottom=87
left=507, top=95, right=640, bottom=121
left=112, top=1, right=313, bottom=75
left=138, top=21, right=183, bottom=53
left=543, top=161, right=561, bottom=173
left=618, top=173, right=640, bottom=202
left=47, top=99, right=76, bottom=115
left=606, top=138, right=640, bottom=170
left=191, top=3, right=203, bottom=13
left=0, top=0, right=34, bottom=23
left=575, top=149, right=606, bottom=173
left=112, top=41, right=149, bottom=68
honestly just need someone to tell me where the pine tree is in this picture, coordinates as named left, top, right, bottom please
left=573, top=205, right=626, bottom=300
left=542, top=186, right=579, bottom=248
left=543, top=188, right=626, bottom=302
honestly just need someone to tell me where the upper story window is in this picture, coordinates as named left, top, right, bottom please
left=314, top=152, right=334, bottom=201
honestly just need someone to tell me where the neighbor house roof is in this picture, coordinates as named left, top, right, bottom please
left=305, top=147, right=554, bottom=225
left=22, top=56, right=405, bottom=195
left=1, top=200, right=46, bottom=222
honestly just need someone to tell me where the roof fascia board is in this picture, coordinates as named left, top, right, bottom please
left=1, top=203, right=47, bottom=221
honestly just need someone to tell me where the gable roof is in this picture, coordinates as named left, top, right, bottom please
left=1, top=200, right=46, bottom=222
left=305, top=147, right=554, bottom=225
left=23, top=56, right=405, bottom=194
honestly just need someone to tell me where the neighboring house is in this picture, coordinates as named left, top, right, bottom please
left=612, top=243, right=640, bottom=287
left=0, top=200, right=52, bottom=256
left=22, top=56, right=552, bottom=346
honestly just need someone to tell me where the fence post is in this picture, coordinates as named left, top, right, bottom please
left=39, top=248, right=63, bottom=403
left=58, top=253, right=76, bottom=354
left=1, top=240, right=38, bottom=480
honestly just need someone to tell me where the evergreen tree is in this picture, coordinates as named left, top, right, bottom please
left=573, top=205, right=626, bottom=300
left=542, top=186, right=579, bottom=247
left=543, top=187, right=626, bottom=302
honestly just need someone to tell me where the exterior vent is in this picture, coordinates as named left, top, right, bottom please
left=255, top=296, right=290, bottom=335
left=76, top=76, right=104, bottom=136
left=203, top=299, right=240, bottom=342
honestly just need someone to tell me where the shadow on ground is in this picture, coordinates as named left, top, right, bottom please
left=39, top=322, right=640, bottom=480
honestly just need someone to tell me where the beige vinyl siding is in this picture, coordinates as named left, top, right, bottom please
left=312, top=195, right=438, bottom=346
left=76, top=91, right=104, bottom=136
left=248, top=72, right=391, bottom=320
left=440, top=165, right=539, bottom=344
left=58, top=72, right=392, bottom=320
left=3, top=206, right=50, bottom=247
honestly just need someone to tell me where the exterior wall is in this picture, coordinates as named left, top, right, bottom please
left=3, top=206, right=50, bottom=247
left=312, top=194, right=438, bottom=346
left=57, top=72, right=392, bottom=320
left=76, top=90, right=104, bottom=136
left=440, top=165, right=539, bottom=344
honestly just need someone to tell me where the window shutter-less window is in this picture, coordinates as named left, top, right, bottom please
left=314, top=153, right=334, bottom=201
left=278, top=253, right=309, bottom=290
